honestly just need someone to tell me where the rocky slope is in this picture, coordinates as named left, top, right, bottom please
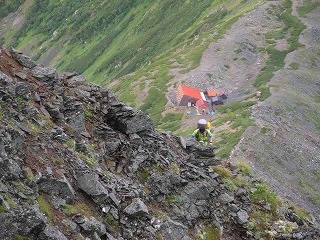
left=168, top=0, right=320, bottom=222
left=0, top=47, right=320, bottom=239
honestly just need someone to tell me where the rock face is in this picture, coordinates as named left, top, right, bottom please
left=0, top=47, right=319, bottom=239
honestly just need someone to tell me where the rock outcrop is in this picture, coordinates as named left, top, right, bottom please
left=0, top=47, right=319, bottom=239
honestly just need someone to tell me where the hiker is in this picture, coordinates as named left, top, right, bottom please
left=191, top=119, right=213, bottom=145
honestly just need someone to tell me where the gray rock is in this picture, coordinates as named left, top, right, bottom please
left=0, top=181, right=8, bottom=192
left=66, top=74, right=86, bottom=86
left=179, top=136, right=187, bottom=149
left=0, top=206, right=46, bottom=238
left=11, top=50, right=36, bottom=68
left=78, top=216, right=107, bottom=237
left=38, top=225, right=68, bottom=240
left=0, top=70, right=13, bottom=83
left=0, top=157, right=23, bottom=180
left=236, top=209, right=249, bottom=224
left=106, top=106, right=153, bottom=134
left=32, top=65, right=58, bottom=82
left=159, top=219, right=188, bottom=240
left=219, top=193, right=234, bottom=204
left=124, top=198, right=149, bottom=217
left=183, top=179, right=218, bottom=202
left=37, top=176, right=75, bottom=203
left=76, top=172, right=109, bottom=203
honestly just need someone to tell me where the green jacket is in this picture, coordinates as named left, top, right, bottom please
left=192, top=129, right=213, bottom=144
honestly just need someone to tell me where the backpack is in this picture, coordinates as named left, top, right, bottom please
left=195, top=129, right=208, bottom=141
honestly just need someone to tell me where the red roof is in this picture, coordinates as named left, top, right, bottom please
left=206, top=90, right=218, bottom=97
left=179, top=84, right=202, bottom=99
left=196, top=99, right=208, bottom=107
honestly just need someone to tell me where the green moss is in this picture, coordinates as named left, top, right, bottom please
left=12, top=236, right=29, bottom=240
left=63, top=204, right=78, bottom=216
left=138, top=168, right=150, bottom=183
left=289, top=62, right=299, bottom=70
left=203, top=224, right=220, bottom=240
left=37, top=195, right=54, bottom=221
left=77, top=152, right=97, bottom=168
left=250, top=183, right=280, bottom=213
left=297, top=1, right=320, bottom=17
left=105, top=213, right=119, bottom=231
left=0, top=205, right=6, bottom=213
left=236, top=161, right=252, bottom=176
left=212, top=166, right=232, bottom=179
left=166, top=195, right=184, bottom=205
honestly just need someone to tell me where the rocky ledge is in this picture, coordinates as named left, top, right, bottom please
left=0, top=47, right=319, bottom=239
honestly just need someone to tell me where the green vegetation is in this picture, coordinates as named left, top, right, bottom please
left=203, top=224, right=221, bottom=240
left=77, top=151, right=97, bottom=168
left=254, top=0, right=305, bottom=101
left=138, top=168, right=150, bottom=184
left=63, top=203, right=92, bottom=217
left=0, top=0, right=25, bottom=19
left=212, top=166, right=232, bottom=179
left=37, top=195, right=54, bottom=221
left=105, top=213, right=119, bottom=232
left=63, top=204, right=78, bottom=216
left=2, top=0, right=267, bottom=133
left=12, top=236, right=29, bottom=240
left=166, top=194, right=184, bottom=205
left=213, top=101, right=255, bottom=159
left=289, top=62, right=299, bottom=70
left=236, top=160, right=251, bottom=176
left=250, top=183, right=280, bottom=213
left=297, top=0, right=320, bottom=17
left=0, top=205, right=6, bottom=213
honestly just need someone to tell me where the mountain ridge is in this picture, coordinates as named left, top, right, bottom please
left=0, top=45, right=319, bottom=239
left=1, top=0, right=320, bottom=238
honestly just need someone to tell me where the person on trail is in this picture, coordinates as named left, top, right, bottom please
left=191, top=119, right=213, bottom=145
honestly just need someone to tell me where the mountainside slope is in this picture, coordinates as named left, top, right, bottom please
left=1, top=0, right=320, bottom=235
left=1, top=47, right=319, bottom=239
left=230, top=1, right=320, bottom=217
left=167, top=0, right=320, bottom=220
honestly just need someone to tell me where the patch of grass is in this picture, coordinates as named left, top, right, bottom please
left=105, top=213, right=119, bottom=232
left=12, top=236, right=29, bottom=240
left=66, top=138, right=75, bottom=149
left=166, top=195, right=184, bottom=205
left=170, top=163, right=180, bottom=174
left=289, top=203, right=312, bottom=221
left=0, top=205, right=6, bottom=213
left=203, top=224, right=221, bottom=240
left=223, top=178, right=237, bottom=192
left=84, top=104, right=95, bottom=118
left=63, top=204, right=79, bottom=216
left=297, top=0, right=320, bottom=17
left=37, top=195, right=54, bottom=221
left=260, top=127, right=270, bottom=134
left=24, top=167, right=35, bottom=180
left=213, top=102, right=254, bottom=160
left=289, top=62, right=299, bottom=70
left=77, top=152, right=97, bottom=168
left=250, top=183, right=280, bottom=213
left=236, top=160, right=252, bottom=176
left=212, top=166, right=232, bottom=179
left=266, top=29, right=285, bottom=40
left=138, top=168, right=150, bottom=184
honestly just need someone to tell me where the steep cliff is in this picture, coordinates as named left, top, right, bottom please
left=0, top=47, right=319, bottom=239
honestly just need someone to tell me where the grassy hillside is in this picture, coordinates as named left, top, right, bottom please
left=2, top=0, right=263, bottom=97
left=1, top=0, right=318, bottom=161
left=4, top=0, right=233, bottom=82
